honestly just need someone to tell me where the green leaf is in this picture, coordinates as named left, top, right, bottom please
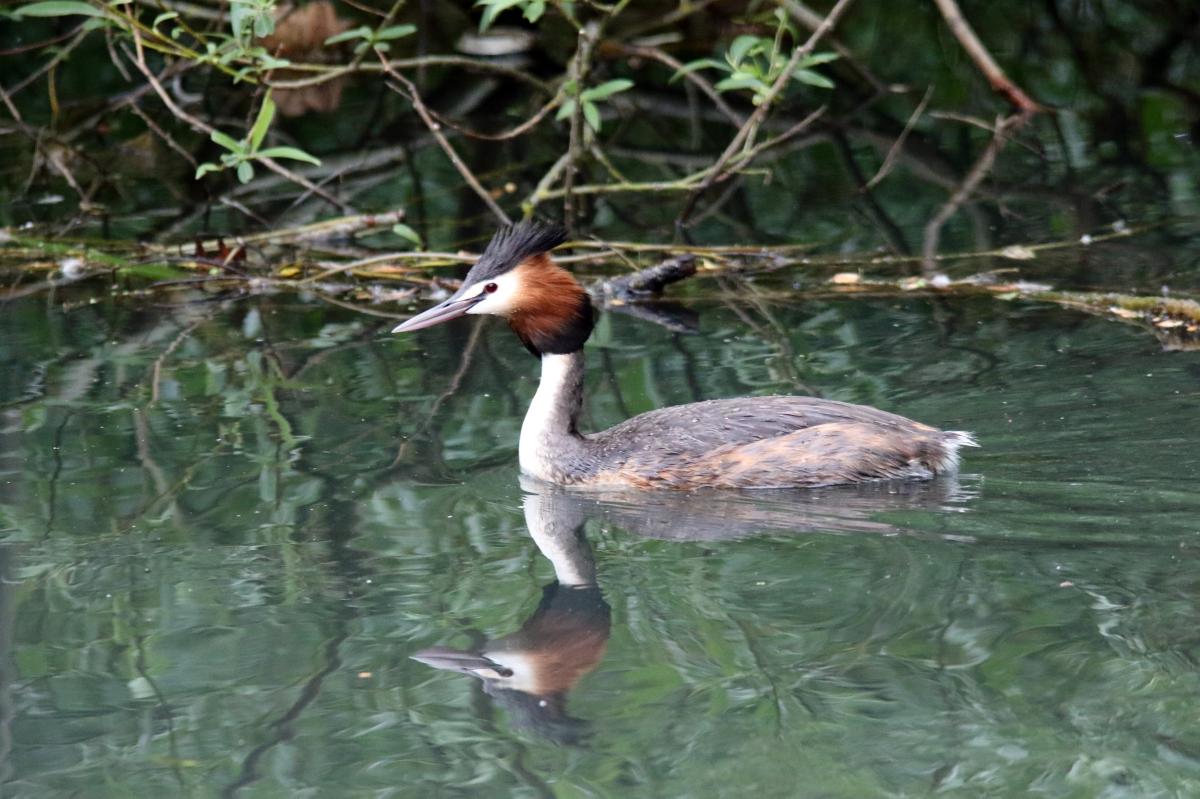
left=253, top=14, right=273, bottom=37
left=152, top=10, right=178, bottom=28
left=670, top=58, right=728, bottom=83
left=554, top=99, right=575, bottom=121
left=236, top=161, right=255, bottom=184
left=324, top=25, right=372, bottom=45
left=229, top=2, right=253, bottom=39
left=715, top=73, right=767, bottom=93
left=376, top=24, right=416, bottom=40
left=727, top=35, right=763, bottom=68
left=582, top=100, right=601, bottom=132
left=248, top=94, right=275, bottom=152
left=256, top=146, right=321, bottom=166
left=392, top=223, right=422, bottom=247
left=476, top=0, right=521, bottom=32
left=793, top=68, right=834, bottom=89
left=522, top=0, right=544, bottom=22
left=195, top=162, right=221, bottom=179
left=798, top=51, right=839, bottom=67
left=14, top=1, right=104, bottom=17
left=580, top=78, right=633, bottom=102
left=210, top=129, right=242, bottom=153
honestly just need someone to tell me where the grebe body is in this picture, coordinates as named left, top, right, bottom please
left=395, top=222, right=976, bottom=490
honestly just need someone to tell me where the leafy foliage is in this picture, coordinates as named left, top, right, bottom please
left=324, top=22, right=415, bottom=54
left=676, top=9, right=837, bottom=104
left=195, top=93, right=320, bottom=183
left=474, top=0, right=546, bottom=33
left=556, top=78, right=634, bottom=132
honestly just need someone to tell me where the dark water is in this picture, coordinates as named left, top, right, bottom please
left=3, top=286, right=1200, bottom=798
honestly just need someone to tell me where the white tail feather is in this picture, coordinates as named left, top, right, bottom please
left=935, top=430, right=979, bottom=473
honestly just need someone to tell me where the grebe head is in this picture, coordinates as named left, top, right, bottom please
left=392, top=221, right=593, bottom=357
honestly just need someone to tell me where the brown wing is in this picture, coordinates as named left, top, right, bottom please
left=601, top=421, right=958, bottom=489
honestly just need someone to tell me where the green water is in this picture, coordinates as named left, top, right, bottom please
left=3, top=286, right=1200, bottom=798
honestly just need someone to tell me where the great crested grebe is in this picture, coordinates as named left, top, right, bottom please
left=394, top=221, right=977, bottom=489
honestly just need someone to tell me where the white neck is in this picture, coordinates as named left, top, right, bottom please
left=519, top=352, right=586, bottom=483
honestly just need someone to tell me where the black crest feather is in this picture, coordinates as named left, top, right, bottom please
left=463, top=220, right=568, bottom=285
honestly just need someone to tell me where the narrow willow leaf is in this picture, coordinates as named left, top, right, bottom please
left=477, top=0, right=523, bottom=33
left=256, top=146, right=321, bottom=165
left=554, top=99, right=576, bottom=121
left=248, top=94, right=276, bottom=152
left=522, top=0, right=544, bottom=22
left=793, top=68, right=834, bottom=89
left=670, top=58, right=728, bottom=83
left=798, top=51, right=840, bottom=67
left=252, top=14, right=273, bottom=37
left=727, top=35, right=763, bottom=68
left=581, top=78, right=633, bottom=102
left=236, top=161, right=254, bottom=184
left=15, top=1, right=104, bottom=17
left=582, top=101, right=601, bottom=132
left=715, top=74, right=766, bottom=93
left=324, top=25, right=371, bottom=45
left=376, top=24, right=416, bottom=40
left=210, top=130, right=242, bottom=153
left=392, top=223, right=422, bottom=247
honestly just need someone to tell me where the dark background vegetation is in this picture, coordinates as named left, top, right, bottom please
left=0, top=0, right=1196, bottom=263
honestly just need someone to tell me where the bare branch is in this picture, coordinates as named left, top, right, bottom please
left=921, top=112, right=1031, bottom=274
left=932, top=0, right=1045, bottom=114
left=382, top=64, right=511, bottom=225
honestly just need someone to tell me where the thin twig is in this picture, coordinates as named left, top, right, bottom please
left=563, top=21, right=600, bottom=232
left=128, top=102, right=197, bottom=168
left=268, top=55, right=553, bottom=92
left=677, top=0, right=856, bottom=226
left=932, top=0, right=1044, bottom=113
left=778, top=0, right=890, bottom=94
left=615, top=42, right=743, bottom=127
left=921, top=112, right=1031, bottom=273
left=411, top=90, right=562, bottom=142
left=532, top=106, right=825, bottom=202
left=149, top=312, right=212, bottom=403
left=864, top=86, right=932, bottom=190
left=382, top=64, right=511, bottom=225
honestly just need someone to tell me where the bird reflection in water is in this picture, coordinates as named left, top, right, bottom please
left=411, top=485, right=609, bottom=744
left=412, top=476, right=974, bottom=743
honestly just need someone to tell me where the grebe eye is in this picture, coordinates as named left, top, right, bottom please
left=484, top=282, right=498, bottom=293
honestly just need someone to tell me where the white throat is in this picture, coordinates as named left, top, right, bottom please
left=519, top=353, right=583, bottom=482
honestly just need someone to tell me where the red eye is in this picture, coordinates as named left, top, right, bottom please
left=484, top=282, right=498, bottom=293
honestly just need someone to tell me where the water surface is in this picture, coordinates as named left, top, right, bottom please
left=3, top=288, right=1200, bottom=798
